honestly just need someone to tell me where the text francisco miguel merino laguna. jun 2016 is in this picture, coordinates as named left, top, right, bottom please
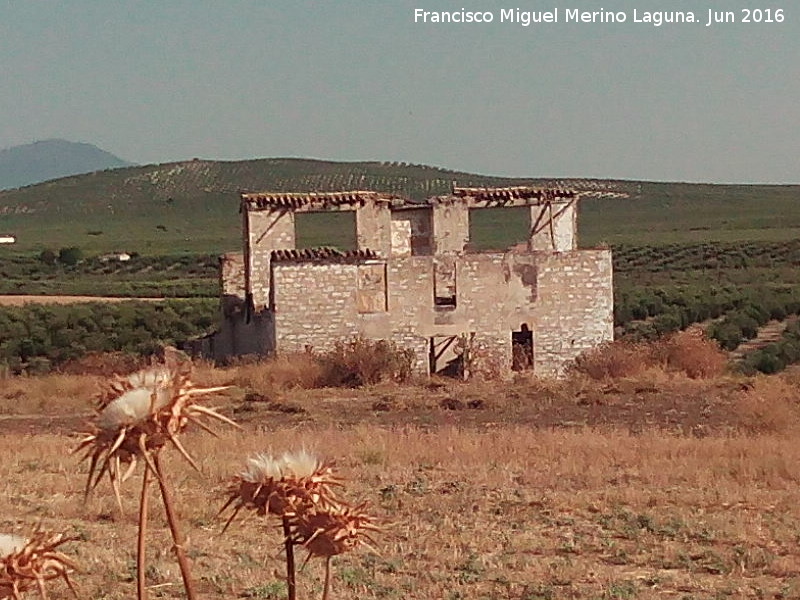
left=413, top=7, right=787, bottom=27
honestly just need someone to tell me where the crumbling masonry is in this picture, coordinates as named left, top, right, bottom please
left=212, top=185, right=616, bottom=377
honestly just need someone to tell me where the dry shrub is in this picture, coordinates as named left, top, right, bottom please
left=316, top=337, right=415, bottom=387
left=231, top=353, right=322, bottom=394
left=465, top=340, right=506, bottom=381
left=180, top=339, right=415, bottom=396
left=573, top=330, right=727, bottom=380
left=735, top=376, right=800, bottom=434
left=654, top=329, right=728, bottom=379
left=571, top=340, right=653, bottom=379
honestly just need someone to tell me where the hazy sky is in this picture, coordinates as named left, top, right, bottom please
left=1, top=1, right=797, bottom=182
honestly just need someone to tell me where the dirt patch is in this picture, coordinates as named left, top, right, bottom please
left=0, top=372, right=763, bottom=437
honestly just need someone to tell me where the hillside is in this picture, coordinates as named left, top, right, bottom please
left=0, top=157, right=797, bottom=254
left=0, top=139, right=133, bottom=191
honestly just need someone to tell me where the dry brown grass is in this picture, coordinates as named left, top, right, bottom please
left=734, top=375, right=800, bottom=434
left=2, top=359, right=800, bottom=597
left=225, top=353, right=323, bottom=395
left=208, top=340, right=414, bottom=400
left=0, top=373, right=98, bottom=415
left=3, top=424, right=800, bottom=599
left=314, top=337, right=415, bottom=387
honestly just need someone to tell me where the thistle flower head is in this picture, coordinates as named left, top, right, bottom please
left=0, top=529, right=80, bottom=599
left=0, top=535, right=26, bottom=559
left=280, top=449, right=324, bottom=479
left=241, top=453, right=284, bottom=482
left=220, top=450, right=341, bottom=529
left=74, top=347, right=236, bottom=507
left=294, top=502, right=380, bottom=559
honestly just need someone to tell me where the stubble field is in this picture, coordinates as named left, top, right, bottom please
left=3, top=361, right=800, bottom=599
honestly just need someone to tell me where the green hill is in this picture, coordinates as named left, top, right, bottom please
left=0, top=157, right=797, bottom=254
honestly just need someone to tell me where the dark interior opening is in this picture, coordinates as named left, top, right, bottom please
left=434, top=295, right=457, bottom=307
left=512, top=324, right=534, bottom=371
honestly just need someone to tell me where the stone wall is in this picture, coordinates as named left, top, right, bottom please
left=432, top=201, right=469, bottom=254
left=529, top=250, right=613, bottom=375
left=455, top=254, right=515, bottom=374
left=355, top=200, right=392, bottom=256
left=265, top=247, right=612, bottom=377
left=529, top=201, right=576, bottom=251
left=387, top=257, right=436, bottom=372
left=219, top=252, right=245, bottom=307
left=244, top=209, right=295, bottom=310
left=212, top=311, right=274, bottom=360
left=220, top=253, right=245, bottom=296
left=272, top=261, right=390, bottom=353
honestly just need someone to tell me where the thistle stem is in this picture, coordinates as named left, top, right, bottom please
left=152, top=453, right=197, bottom=600
left=137, top=466, right=151, bottom=600
left=282, top=516, right=296, bottom=600
left=322, top=556, right=331, bottom=600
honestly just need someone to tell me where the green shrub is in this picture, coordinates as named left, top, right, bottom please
left=769, top=304, right=788, bottom=321
left=729, top=312, right=760, bottom=339
left=0, top=300, right=217, bottom=374
left=58, top=246, right=84, bottom=266
left=743, top=304, right=770, bottom=326
left=739, top=319, right=800, bottom=374
left=38, top=248, right=57, bottom=265
left=745, top=351, right=785, bottom=375
left=708, top=321, right=743, bottom=351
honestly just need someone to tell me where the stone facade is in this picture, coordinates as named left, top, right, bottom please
left=214, top=186, right=614, bottom=377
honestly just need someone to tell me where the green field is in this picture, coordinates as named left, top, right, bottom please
left=0, top=158, right=797, bottom=254
left=1, top=157, right=799, bottom=374
left=0, top=253, right=219, bottom=297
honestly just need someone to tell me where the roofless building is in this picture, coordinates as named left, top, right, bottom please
left=211, top=185, right=619, bottom=377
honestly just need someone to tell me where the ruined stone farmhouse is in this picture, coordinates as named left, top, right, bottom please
left=212, top=185, right=616, bottom=377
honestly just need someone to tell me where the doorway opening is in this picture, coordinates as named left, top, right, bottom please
left=429, top=335, right=464, bottom=377
left=512, top=324, right=534, bottom=371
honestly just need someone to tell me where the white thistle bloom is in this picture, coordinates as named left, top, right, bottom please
left=0, top=533, right=26, bottom=559
left=281, top=449, right=322, bottom=479
left=242, top=453, right=284, bottom=482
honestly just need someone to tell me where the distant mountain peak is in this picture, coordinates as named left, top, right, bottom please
left=0, top=139, right=134, bottom=190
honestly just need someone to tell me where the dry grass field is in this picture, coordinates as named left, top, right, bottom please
left=3, top=358, right=800, bottom=599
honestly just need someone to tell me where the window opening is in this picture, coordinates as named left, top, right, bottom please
left=295, top=212, right=356, bottom=250
left=433, top=259, right=456, bottom=308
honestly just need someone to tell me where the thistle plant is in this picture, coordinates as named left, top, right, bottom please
left=292, top=502, right=380, bottom=599
left=0, top=529, right=79, bottom=600
left=75, top=347, right=236, bottom=600
left=221, top=450, right=379, bottom=600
